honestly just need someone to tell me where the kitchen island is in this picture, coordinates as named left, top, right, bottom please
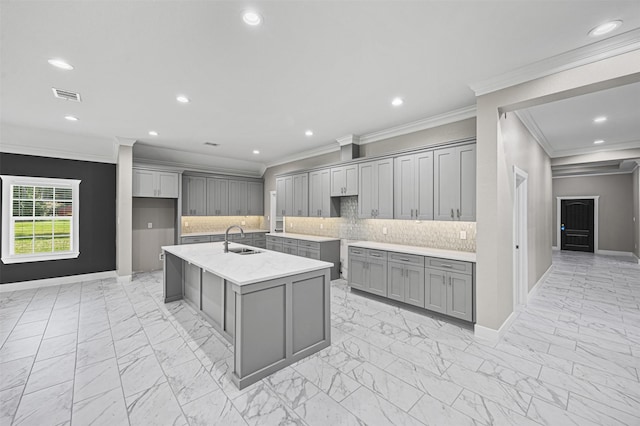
left=162, top=241, right=332, bottom=389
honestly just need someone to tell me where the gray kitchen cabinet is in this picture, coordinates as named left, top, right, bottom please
left=330, top=164, right=358, bottom=196
left=425, top=260, right=473, bottom=321
left=292, top=173, right=308, bottom=217
left=206, top=178, right=229, bottom=216
left=183, top=176, right=207, bottom=216
left=266, top=236, right=284, bottom=252
left=447, top=271, right=473, bottom=321
left=181, top=235, right=211, bottom=244
left=275, top=175, right=297, bottom=217
left=434, top=144, right=476, bottom=221
left=424, top=267, right=447, bottom=314
left=247, top=181, right=264, bottom=216
left=228, top=180, right=248, bottom=216
left=394, top=151, right=433, bottom=220
left=309, top=169, right=340, bottom=217
left=358, top=158, right=393, bottom=219
left=268, top=235, right=340, bottom=279
left=387, top=262, right=405, bottom=301
left=133, top=168, right=179, bottom=198
left=347, top=247, right=387, bottom=296
left=387, top=253, right=425, bottom=307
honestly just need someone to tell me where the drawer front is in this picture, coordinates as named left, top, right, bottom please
left=427, top=257, right=472, bottom=274
left=266, top=235, right=280, bottom=243
left=282, top=244, right=298, bottom=256
left=282, top=238, right=298, bottom=246
left=297, top=240, right=320, bottom=250
left=388, top=252, right=424, bottom=267
left=349, top=246, right=366, bottom=257
left=210, top=235, right=225, bottom=242
left=298, top=248, right=320, bottom=260
left=229, top=234, right=252, bottom=242
left=181, top=236, right=211, bottom=244
left=267, top=241, right=283, bottom=252
left=252, top=240, right=267, bottom=249
left=367, top=249, right=387, bottom=260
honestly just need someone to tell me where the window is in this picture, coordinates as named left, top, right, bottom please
left=1, top=175, right=80, bottom=264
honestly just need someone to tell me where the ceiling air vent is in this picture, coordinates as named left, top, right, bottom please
left=52, top=88, right=82, bottom=102
left=204, top=142, right=219, bottom=147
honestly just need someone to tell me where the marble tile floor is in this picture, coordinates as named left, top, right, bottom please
left=1, top=250, right=639, bottom=425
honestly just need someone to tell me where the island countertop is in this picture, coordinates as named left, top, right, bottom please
left=162, top=242, right=333, bottom=286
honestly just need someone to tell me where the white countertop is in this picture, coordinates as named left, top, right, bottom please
left=182, top=229, right=268, bottom=238
left=162, top=242, right=333, bottom=286
left=266, top=232, right=340, bottom=242
left=348, top=241, right=476, bottom=263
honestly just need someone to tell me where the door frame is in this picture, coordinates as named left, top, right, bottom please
left=513, top=166, right=528, bottom=309
left=556, top=196, right=599, bottom=253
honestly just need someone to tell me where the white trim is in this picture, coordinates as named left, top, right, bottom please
left=514, top=110, right=553, bottom=156
left=117, top=275, right=132, bottom=283
left=470, top=28, right=640, bottom=96
left=358, top=105, right=476, bottom=145
left=553, top=170, right=635, bottom=179
left=556, top=196, right=599, bottom=253
left=473, top=311, right=518, bottom=345
left=0, top=141, right=116, bottom=164
left=597, top=249, right=635, bottom=257
left=114, top=137, right=136, bottom=147
left=552, top=246, right=559, bottom=250
left=513, top=166, right=528, bottom=310
left=0, top=270, right=116, bottom=293
left=264, top=143, right=339, bottom=168
left=527, top=264, right=553, bottom=303
left=336, top=135, right=361, bottom=146
left=1, top=175, right=81, bottom=265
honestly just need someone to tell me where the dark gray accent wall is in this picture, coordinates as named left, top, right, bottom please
left=0, top=153, right=116, bottom=284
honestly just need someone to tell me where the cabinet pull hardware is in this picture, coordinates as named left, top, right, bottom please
left=399, top=258, right=410, bottom=262
left=451, top=208, right=454, bottom=219
left=371, top=253, right=381, bottom=258
left=440, top=264, right=453, bottom=268
left=410, top=209, right=414, bottom=218
left=415, top=208, right=418, bottom=216
left=457, top=208, right=460, bottom=219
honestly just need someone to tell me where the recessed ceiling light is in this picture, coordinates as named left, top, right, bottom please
left=391, top=97, right=404, bottom=107
left=176, top=95, right=190, bottom=103
left=148, top=131, right=158, bottom=136
left=305, top=130, right=313, bottom=136
left=64, top=115, right=78, bottom=121
left=253, top=149, right=260, bottom=154
left=588, top=20, right=622, bottom=37
left=593, top=116, right=607, bottom=123
left=48, top=59, right=74, bottom=70
left=243, top=11, right=262, bottom=26
left=594, top=139, right=605, bottom=144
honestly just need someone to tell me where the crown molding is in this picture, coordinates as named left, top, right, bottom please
left=470, top=28, right=640, bottom=96
left=264, top=143, right=339, bottom=168
left=513, top=110, right=553, bottom=156
left=114, top=137, right=136, bottom=147
left=358, top=105, right=476, bottom=145
left=550, top=139, right=640, bottom=159
left=133, top=156, right=264, bottom=178
left=0, top=141, right=116, bottom=164
left=336, top=134, right=361, bottom=146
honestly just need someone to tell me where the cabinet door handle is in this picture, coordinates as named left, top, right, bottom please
left=457, top=208, right=460, bottom=219
left=370, top=253, right=381, bottom=258
left=415, top=208, right=418, bottom=217
left=399, top=258, right=410, bottom=262
left=410, top=209, right=414, bottom=218
left=451, top=208, right=454, bottom=219
left=449, top=276, right=452, bottom=286
left=440, top=264, right=453, bottom=268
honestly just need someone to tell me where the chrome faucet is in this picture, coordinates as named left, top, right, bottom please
left=224, top=225, right=245, bottom=253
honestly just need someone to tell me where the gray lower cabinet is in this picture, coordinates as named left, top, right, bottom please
left=266, top=236, right=284, bottom=252
left=388, top=257, right=425, bottom=308
left=268, top=235, right=340, bottom=279
left=425, top=265, right=473, bottom=321
left=347, top=248, right=388, bottom=296
left=181, top=235, right=211, bottom=244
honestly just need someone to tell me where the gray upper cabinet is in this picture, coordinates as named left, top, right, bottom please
left=393, top=152, right=433, bottom=220
left=358, top=158, right=393, bottom=219
left=292, top=173, right=308, bottom=217
left=182, top=176, right=207, bottom=216
left=309, top=169, right=340, bottom=218
left=434, top=144, right=476, bottom=221
left=330, top=165, right=358, bottom=196
left=247, top=181, right=264, bottom=216
left=228, top=180, right=248, bottom=216
left=133, top=168, right=179, bottom=198
left=206, top=178, right=228, bottom=216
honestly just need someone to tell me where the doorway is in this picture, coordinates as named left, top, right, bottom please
left=560, top=198, right=595, bottom=252
left=513, top=166, right=528, bottom=308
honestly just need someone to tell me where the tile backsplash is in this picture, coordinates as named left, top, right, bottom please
left=182, top=216, right=266, bottom=233
left=284, top=197, right=476, bottom=252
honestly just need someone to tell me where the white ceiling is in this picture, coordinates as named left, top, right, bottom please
left=2, top=1, right=640, bottom=173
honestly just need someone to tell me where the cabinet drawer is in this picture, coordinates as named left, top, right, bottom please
left=367, top=250, right=387, bottom=260
left=266, top=241, right=283, bottom=252
left=349, top=247, right=366, bottom=257
left=252, top=240, right=267, bottom=249
left=230, top=234, right=253, bottom=242
left=210, top=235, right=225, bottom=242
left=282, top=238, right=298, bottom=246
left=427, top=257, right=472, bottom=274
left=388, top=252, right=424, bottom=266
left=298, top=248, right=320, bottom=260
left=266, top=235, right=281, bottom=243
left=181, top=236, right=211, bottom=244
left=297, top=240, right=320, bottom=250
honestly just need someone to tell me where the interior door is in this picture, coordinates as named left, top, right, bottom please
left=561, top=199, right=594, bottom=252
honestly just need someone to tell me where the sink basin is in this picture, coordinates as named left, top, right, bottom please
left=228, top=247, right=262, bottom=255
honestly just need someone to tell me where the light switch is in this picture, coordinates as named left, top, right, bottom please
left=147, top=222, right=153, bottom=229
left=185, top=222, right=189, bottom=227
left=320, top=223, right=324, bottom=229
left=460, top=230, right=467, bottom=240
left=241, top=220, right=246, bottom=225
left=382, top=227, right=388, bottom=235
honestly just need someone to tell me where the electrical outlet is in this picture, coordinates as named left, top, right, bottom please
left=158, top=253, right=163, bottom=261
left=290, top=222, right=294, bottom=228
left=320, top=223, right=324, bottom=229
left=460, top=230, right=467, bottom=240
left=147, top=222, right=153, bottom=229
left=241, top=220, right=246, bottom=225
left=382, top=227, right=388, bottom=235
left=185, top=222, right=189, bottom=227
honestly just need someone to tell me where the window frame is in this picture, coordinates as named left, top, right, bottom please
left=1, top=175, right=81, bottom=264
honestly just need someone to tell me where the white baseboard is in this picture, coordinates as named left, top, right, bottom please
left=474, top=311, right=518, bottom=345
left=0, top=270, right=117, bottom=293
left=597, top=250, right=635, bottom=257
left=117, top=275, right=132, bottom=283
left=528, top=264, right=553, bottom=302
left=634, top=253, right=640, bottom=264
left=552, top=246, right=559, bottom=251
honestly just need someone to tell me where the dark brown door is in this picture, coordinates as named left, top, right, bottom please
left=561, top=199, right=594, bottom=252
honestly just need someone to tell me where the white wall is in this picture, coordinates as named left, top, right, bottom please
left=634, top=167, right=640, bottom=259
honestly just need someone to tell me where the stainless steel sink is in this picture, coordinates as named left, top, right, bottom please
left=228, top=247, right=262, bottom=255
